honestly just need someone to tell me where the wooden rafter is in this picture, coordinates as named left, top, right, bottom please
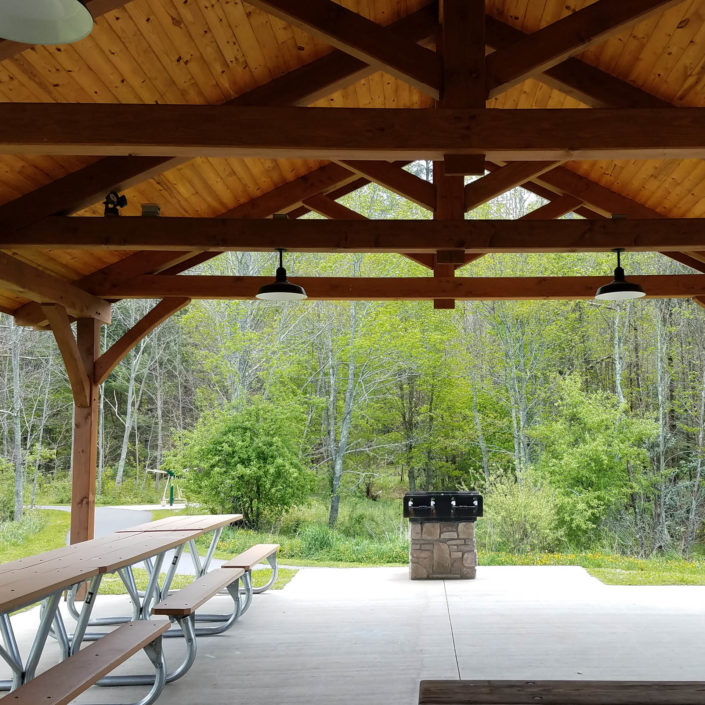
left=484, top=16, right=670, bottom=109
left=24, top=216, right=705, bottom=254
left=13, top=161, right=363, bottom=327
left=465, top=162, right=561, bottom=212
left=0, top=252, right=110, bottom=323
left=340, top=161, right=435, bottom=210
left=94, top=298, right=190, bottom=385
left=485, top=0, right=682, bottom=97
left=41, top=305, right=91, bottom=408
left=245, top=0, right=440, bottom=97
left=5, top=105, right=705, bottom=160
left=0, top=6, right=436, bottom=236
left=98, top=274, right=705, bottom=301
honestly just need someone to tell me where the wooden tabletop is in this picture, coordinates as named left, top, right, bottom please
left=116, top=514, right=242, bottom=533
left=0, top=529, right=202, bottom=614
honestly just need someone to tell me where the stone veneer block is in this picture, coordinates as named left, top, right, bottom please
left=458, top=522, right=475, bottom=539
left=409, top=520, right=477, bottom=580
left=422, top=523, right=440, bottom=540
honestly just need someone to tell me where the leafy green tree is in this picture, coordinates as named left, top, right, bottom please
left=166, top=399, right=313, bottom=528
left=531, top=374, right=658, bottom=546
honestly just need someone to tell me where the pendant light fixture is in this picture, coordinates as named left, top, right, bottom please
left=256, top=249, right=307, bottom=301
left=595, top=248, right=645, bottom=301
left=0, top=0, right=93, bottom=45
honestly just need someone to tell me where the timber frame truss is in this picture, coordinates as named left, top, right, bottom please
left=2, top=0, right=705, bottom=536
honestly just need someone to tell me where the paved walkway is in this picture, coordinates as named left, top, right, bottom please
left=5, top=565, right=704, bottom=705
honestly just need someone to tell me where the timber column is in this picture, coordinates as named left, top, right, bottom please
left=71, top=318, right=100, bottom=544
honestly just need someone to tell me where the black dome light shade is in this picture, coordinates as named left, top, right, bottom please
left=595, top=248, right=645, bottom=301
left=256, top=249, right=307, bottom=301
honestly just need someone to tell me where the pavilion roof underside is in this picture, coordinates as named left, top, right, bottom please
left=1, top=0, right=705, bottom=316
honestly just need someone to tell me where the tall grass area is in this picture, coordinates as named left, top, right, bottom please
left=209, top=497, right=409, bottom=565
left=0, top=509, right=68, bottom=562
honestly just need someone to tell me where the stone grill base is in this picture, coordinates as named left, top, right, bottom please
left=409, top=521, right=477, bottom=580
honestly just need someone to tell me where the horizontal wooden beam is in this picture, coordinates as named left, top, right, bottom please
left=0, top=6, right=435, bottom=237
left=94, top=298, right=190, bottom=385
left=0, top=252, right=111, bottom=323
left=101, top=274, right=705, bottom=301
left=16, top=216, right=705, bottom=254
left=6, top=106, right=705, bottom=160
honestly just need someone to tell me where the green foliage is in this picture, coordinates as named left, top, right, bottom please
left=0, top=457, right=16, bottom=521
left=0, top=510, right=68, bottom=562
left=99, top=566, right=298, bottom=594
left=475, top=476, right=566, bottom=553
left=530, top=375, right=658, bottom=546
left=166, top=399, right=314, bottom=528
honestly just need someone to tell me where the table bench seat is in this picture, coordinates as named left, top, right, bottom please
left=7, top=619, right=169, bottom=705
left=222, top=543, right=279, bottom=571
left=418, top=680, right=705, bottom=705
left=152, top=567, right=245, bottom=617
left=223, top=543, right=280, bottom=596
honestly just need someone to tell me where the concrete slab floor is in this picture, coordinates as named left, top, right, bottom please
left=2, top=565, right=705, bottom=704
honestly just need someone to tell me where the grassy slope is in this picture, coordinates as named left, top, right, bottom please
left=0, top=509, right=69, bottom=562
left=3, top=509, right=705, bottom=586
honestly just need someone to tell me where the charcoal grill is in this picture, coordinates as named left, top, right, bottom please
left=403, top=490, right=483, bottom=522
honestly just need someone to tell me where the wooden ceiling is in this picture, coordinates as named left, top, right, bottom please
left=2, top=0, right=705, bottom=321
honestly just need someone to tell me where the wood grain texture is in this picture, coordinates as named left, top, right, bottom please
left=0, top=252, right=111, bottom=322
left=486, top=0, right=683, bottom=96
left=101, top=274, right=705, bottom=301
left=5, top=105, right=705, bottom=160
left=222, top=544, right=280, bottom=571
left=418, top=680, right=705, bottom=705
left=245, top=0, right=441, bottom=97
left=8, top=620, right=170, bottom=705
left=70, top=318, right=100, bottom=545
left=152, top=567, right=245, bottom=616
left=42, top=304, right=91, bottom=407
left=18, top=216, right=705, bottom=253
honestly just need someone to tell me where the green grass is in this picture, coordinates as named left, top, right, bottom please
left=99, top=566, right=298, bottom=594
left=479, top=550, right=705, bottom=585
left=0, top=510, right=69, bottom=562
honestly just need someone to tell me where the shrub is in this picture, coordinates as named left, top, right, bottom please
left=166, top=399, right=314, bottom=528
left=475, top=476, right=566, bottom=553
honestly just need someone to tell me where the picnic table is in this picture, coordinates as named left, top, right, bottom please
left=0, top=513, right=241, bottom=692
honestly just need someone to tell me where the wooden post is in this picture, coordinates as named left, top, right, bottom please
left=433, top=161, right=465, bottom=309
left=70, top=318, right=100, bottom=545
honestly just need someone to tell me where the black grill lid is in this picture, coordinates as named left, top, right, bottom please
left=403, top=491, right=483, bottom=522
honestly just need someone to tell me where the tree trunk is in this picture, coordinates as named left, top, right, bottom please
left=31, top=352, right=53, bottom=508
left=328, top=303, right=359, bottom=528
left=11, top=324, right=22, bottom=520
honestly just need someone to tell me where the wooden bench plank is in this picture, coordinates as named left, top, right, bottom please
left=7, top=619, right=170, bottom=705
left=152, top=567, right=245, bottom=617
left=418, top=681, right=705, bottom=705
left=222, top=544, right=280, bottom=571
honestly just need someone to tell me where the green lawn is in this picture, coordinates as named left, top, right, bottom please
left=480, top=551, right=705, bottom=585
left=4, top=510, right=705, bottom=587
left=99, top=566, right=298, bottom=594
left=0, top=509, right=69, bottom=562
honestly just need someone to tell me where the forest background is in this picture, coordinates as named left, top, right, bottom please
left=2, top=162, right=705, bottom=567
